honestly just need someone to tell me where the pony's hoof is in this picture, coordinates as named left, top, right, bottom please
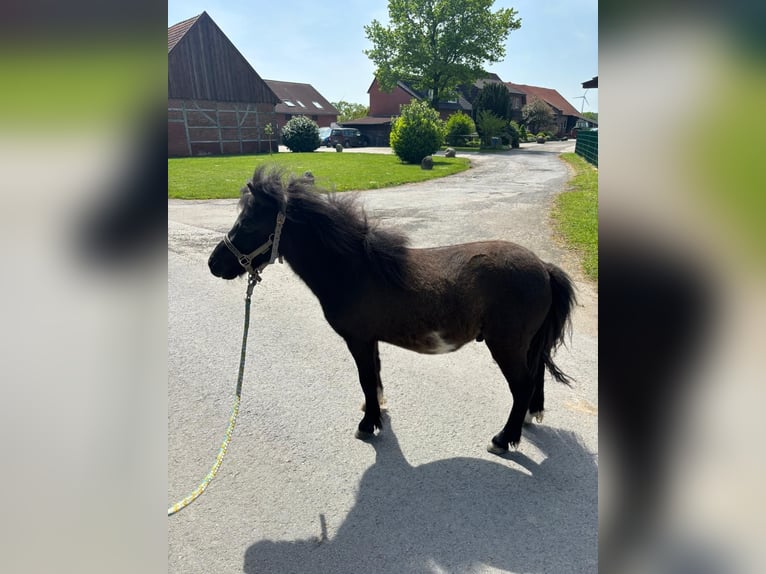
left=355, top=429, right=375, bottom=441
left=525, top=410, right=544, bottom=424
left=486, top=441, right=508, bottom=455
left=487, top=439, right=520, bottom=455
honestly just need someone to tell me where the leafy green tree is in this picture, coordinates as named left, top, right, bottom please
left=445, top=111, right=476, bottom=146
left=390, top=99, right=445, bottom=163
left=521, top=97, right=555, bottom=135
left=332, top=101, right=369, bottom=123
left=582, top=111, right=598, bottom=123
left=365, top=0, right=521, bottom=108
left=474, top=82, right=512, bottom=121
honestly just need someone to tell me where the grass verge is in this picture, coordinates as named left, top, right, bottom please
left=168, top=152, right=470, bottom=199
left=553, top=153, right=598, bottom=281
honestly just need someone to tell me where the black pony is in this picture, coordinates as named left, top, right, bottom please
left=208, top=166, right=576, bottom=453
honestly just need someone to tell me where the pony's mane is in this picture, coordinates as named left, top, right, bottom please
left=242, top=166, right=410, bottom=286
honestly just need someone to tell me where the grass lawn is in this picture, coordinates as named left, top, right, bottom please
left=553, top=153, right=598, bottom=281
left=168, top=152, right=470, bottom=199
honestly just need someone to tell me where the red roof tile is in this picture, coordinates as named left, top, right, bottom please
left=168, top=13, right=202, bottom=53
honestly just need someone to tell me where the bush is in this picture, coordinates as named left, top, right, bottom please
left=390, top=99, right=445, bottom=164
left=508, top=121, right=521, bottom=148
left=281, top=115, right=320, bottom=152
left=476, top=110, right=506, bottom=147
left=445, top=111, right=475, bottom=146
left=519, top=124, right=528, bottom=142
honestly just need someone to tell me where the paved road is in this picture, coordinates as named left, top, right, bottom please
left=168, top=141, right=597, bottom=573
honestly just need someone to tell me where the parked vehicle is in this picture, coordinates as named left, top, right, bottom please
left=318, top=127, right=332, bottom=146
left=327, top=127, right=368, bottom=148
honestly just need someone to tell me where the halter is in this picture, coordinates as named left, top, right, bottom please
left=223, top=211, right=286, bottom=280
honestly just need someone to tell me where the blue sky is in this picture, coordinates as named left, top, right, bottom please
left=168, top=1, right=598, bottom=113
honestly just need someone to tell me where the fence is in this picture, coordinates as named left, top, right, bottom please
left=575, top=130, right=598, bottom=167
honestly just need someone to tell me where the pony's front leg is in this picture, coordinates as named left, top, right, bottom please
left=345, top=339, right=382, bottom=439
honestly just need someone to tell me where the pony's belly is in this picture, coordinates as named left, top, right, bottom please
left=390, top=331, right=463, bottom=355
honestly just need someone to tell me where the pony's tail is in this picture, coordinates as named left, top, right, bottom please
left=529, top=263, right=577, bottom=385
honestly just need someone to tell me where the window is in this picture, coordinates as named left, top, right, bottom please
left=283, top=100, right=296, bottom=107
left=312, top=101, right=323, bottom=109
left=296, top=100, right=306, bottom=107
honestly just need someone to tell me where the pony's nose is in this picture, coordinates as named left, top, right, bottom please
left=208, top=243, right=224, bottom=276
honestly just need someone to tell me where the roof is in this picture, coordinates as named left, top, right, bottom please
left=339, top=116, right=393, bottom=126
left=168, top=12, right=202, bottom=53
left=506, top=82, right=582, bottom=118
left=168, top=12, right=279, bottom=104
left=264, top=80, right=338, bottom=116
left=582, top=76, right=598, bottom=89
left=395, top=80, right=473, bottom=112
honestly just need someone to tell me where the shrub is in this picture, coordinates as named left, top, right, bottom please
left=281, top=115, right=320, bottom=152
left=508, top=121, right=521, bottom=148
left=476, top=110, right=506, bottom=147
left=519, top=124, right=527, bottom=142
left=390, top=99, right=445, bottom=164
left=445, top=111, right=475, bottom=146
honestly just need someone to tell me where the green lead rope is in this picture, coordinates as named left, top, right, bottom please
left=168, top=273, right=259, bottom=516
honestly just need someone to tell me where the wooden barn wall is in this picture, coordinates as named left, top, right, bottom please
left=168, top=17, right=278, bottom=104
left=168, top=99, right=279, bottom=157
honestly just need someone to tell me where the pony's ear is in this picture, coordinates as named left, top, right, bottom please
left=245, top=179, right=280, bottom=210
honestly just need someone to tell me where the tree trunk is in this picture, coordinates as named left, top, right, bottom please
left=430, top=85, right=440, bottom=110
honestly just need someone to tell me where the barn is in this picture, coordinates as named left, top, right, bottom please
left=168, top=12, right=280, bottom=156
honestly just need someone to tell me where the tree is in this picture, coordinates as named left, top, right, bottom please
left=365, top=0, right=521, bottom=109
left=521, top=97, right=555, bottom=135
left=332, top=101, right=369, bottom=123
left=473, top=82, right=512, bottom=121
left=582, top=111, right=598, bottom=123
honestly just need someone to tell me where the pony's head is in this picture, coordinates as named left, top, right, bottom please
left=208, top=166, right=287, bottom=279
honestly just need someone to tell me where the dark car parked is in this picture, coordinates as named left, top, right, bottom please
left=318, top=127, right=332, bottom=146
left=327, top=127, right=368, bottom=148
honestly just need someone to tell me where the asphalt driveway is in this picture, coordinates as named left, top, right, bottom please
left=168, top=140, right=597, bottom=573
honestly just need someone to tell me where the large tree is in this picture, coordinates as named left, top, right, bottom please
left=332, top=101, right=369, bottom=123
left=522, top=97, right=555, bottom=134
left=364, top=0, right=521, bottom=108
left=473, top=82, right=513, bottom=121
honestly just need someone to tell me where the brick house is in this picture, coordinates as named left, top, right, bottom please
left=343, top=77, right=475, bottom=145
left=506, top=82, right=586, bottom=138
left=168, top=12, right=280, bottom=156
left=264, top=80, right=338, bottom=128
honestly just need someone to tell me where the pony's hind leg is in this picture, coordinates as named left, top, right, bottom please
left=484, top=339, right=535, bottom=454
left=345, top=339, right=383, bottom=439
left=525, top=365, right=545, bottom=425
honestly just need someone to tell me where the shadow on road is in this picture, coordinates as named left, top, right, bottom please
left=243, top=416, right=597, bottom=573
